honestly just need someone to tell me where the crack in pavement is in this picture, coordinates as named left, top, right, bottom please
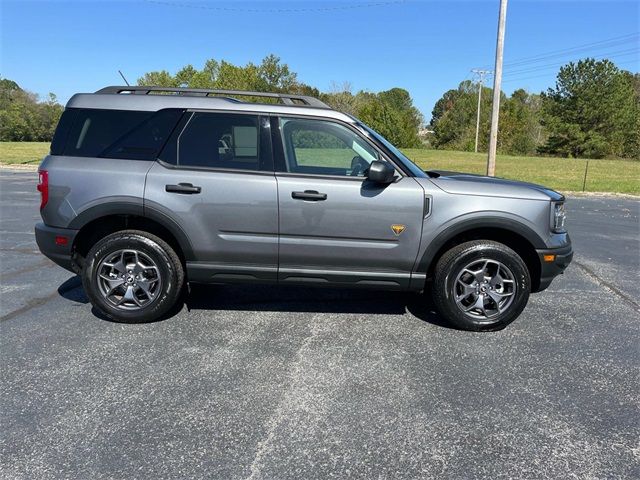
left=573, top=259, right=639, bottom=311
left=245, top=316, right=322, bottom=480
left=0, top=277, right=82, bottom=322
left=1, top=258, right=55, bottom=278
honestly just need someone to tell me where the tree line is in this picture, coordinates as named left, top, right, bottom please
left=0, top=79, right=64, bottom=142
left=431, top=59, right=639, bottom=159
left=137, top=54, right=424, bottom=148
left=1, top=55, right=638, bottom=158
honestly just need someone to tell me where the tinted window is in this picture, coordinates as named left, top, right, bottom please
left=177, top=113, right=260, bottom=171
left=280, top=118, right=379, bottom=177
left=50, top=109, right=77, bottom=155
left=63, top=109, right=152, bottom=157
left=358, top=122, right=426, bottom=178
left=102, top=109, right=184, bottom=160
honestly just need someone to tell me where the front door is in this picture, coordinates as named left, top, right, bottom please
left=274, top=116, right=425, bottom=290
left=145, top=112, right=278, bottom=283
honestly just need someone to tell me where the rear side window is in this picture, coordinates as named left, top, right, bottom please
left=50, top=110, right=77, bottom=155
left=55, top=108, right=184, bottom=159
left=175, top=112, right=261, bottom=171
left=63, top=109, right=152, bottom=157
left=102, top=109, right=184, bottom=160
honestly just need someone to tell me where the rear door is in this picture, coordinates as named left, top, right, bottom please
left=273, top=116, right=426, bottom=290
left=144, top=111, right=279, bottom=283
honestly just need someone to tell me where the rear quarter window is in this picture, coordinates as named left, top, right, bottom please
left=63, top=109, right=152, bottom=157
left=50, top=110, right=77, bottom=156
left=55, top=108, right=184, bottom=160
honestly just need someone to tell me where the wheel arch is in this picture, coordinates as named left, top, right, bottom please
left=71, top=204, right=195, bottom=268
left=419, top=217, right=545, bottom=292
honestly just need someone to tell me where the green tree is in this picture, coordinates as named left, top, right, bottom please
left=431, top=80, right=492, bottom=151
left=431, top=81, right=546, bottom=155
left=501, top=89, right=544, bottom=155
left=0, top=78, right=63, bottom=141
left=138, top=55, right=299, bottom=93
left=540, top=58, right=639, bottom=158
left=139, top=56, right=423, bottom=148
left=355, top=88, right=423, bottom=148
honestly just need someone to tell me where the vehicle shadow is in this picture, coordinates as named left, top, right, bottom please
left=57, top=276, right=455, bottom=329
left=186, top=284, right=456, bottom=329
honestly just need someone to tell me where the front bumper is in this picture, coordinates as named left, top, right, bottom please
left=35, top=223, right=79, bottom=273
left=534, top=241, right=573, bottom=292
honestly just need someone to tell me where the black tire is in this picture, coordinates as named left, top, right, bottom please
left=82, top=230, right=185, bottom=323
left=432, top=240, right=530, bottom=331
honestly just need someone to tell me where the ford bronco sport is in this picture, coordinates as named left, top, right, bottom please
left=35, top=86, right=572, bottom=331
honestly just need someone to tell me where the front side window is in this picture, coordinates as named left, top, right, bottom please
left=176, top=113, right=260, bottom=171
left=279, top=118, right=380, bottom=177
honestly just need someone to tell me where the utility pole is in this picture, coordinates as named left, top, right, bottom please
left=487, top=0, right=508, bottom=177
left=471, top=69, right=492, bottom=153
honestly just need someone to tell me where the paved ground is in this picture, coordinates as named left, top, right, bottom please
left=1, top=170, right=638, bottom=479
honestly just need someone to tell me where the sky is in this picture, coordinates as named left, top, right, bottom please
left=1, top=0, right=638, bottom=121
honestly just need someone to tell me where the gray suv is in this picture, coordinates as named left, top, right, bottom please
left=35, top=86, right=572, bottom=331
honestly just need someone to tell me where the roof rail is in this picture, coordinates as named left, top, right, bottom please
left=95, top=86, right=330, bottom=109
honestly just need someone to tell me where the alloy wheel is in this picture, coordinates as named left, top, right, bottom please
left=453, top=258, right=516, bottom=320
left=96, top=249, right=162, bottom=310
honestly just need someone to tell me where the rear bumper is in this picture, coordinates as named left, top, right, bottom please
left=35, top=223, right=79, bottom=273
left=535, top=241, right=573, bottom=292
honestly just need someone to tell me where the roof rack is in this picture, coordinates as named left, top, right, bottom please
left=95, top=86, right=330, bottom=109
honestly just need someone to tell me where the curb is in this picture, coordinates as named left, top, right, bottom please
left=0, top=164, right=39, bottom=172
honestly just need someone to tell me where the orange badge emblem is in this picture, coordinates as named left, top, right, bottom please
left=391, top=224, right=406, bottom=236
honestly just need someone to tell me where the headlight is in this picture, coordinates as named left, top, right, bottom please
left=551, top=201, right=567, bottom=233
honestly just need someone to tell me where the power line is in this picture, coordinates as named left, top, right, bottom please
left=501, top=59, right=639, bottom=84
left=478, top=32, right=639, bottom=70
left=501, top=33, right=639, bottom=68
left=143, top=0, right=405, bottom=13
left=503, top=48, right=639, bottom=77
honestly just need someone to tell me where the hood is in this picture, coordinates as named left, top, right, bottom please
left=425, top=170, right=564, bottom=201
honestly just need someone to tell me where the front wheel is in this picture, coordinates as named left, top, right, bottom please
left=432, top=240, right=531, bottom=331
left=82, top=230, right=185, bottom=323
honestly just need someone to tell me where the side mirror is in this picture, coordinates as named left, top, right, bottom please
left=366, top=160, right=395, bottom=184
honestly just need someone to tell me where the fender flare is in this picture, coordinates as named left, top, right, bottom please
left=68, top=199, right=195, bottom=260
left=416, top=215, right=546, bottom=274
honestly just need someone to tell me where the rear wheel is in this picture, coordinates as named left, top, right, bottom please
left=82, top=230, right=184, bottom=323
left=432, top=240, right=530, bottom=331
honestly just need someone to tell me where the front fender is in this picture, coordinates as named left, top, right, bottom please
left=415, top=213, right=547, bottom=274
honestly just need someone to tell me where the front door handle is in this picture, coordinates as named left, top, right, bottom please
left=291, top=190, right=327, bottom=201
left=166, top=183, right=201, bottom=194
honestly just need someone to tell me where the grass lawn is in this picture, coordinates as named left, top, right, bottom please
left=403, top=149, right=640, bottom=195
left=1, top=142, right=638, bottom=195
left=0, top=142, right=50, bottom=165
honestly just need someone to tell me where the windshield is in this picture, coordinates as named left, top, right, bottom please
left=357, top=123, right=427, bottom=178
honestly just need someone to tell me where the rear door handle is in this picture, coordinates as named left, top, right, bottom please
left=165, top=183, right=201, bottom=194
left=291, top=190, right=327, bottom=201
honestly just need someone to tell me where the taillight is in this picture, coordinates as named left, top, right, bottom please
left=37, top=170, right=48, bottom=210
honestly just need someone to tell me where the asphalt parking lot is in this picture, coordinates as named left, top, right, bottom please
left=1, top=169, right=638, bottom=479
